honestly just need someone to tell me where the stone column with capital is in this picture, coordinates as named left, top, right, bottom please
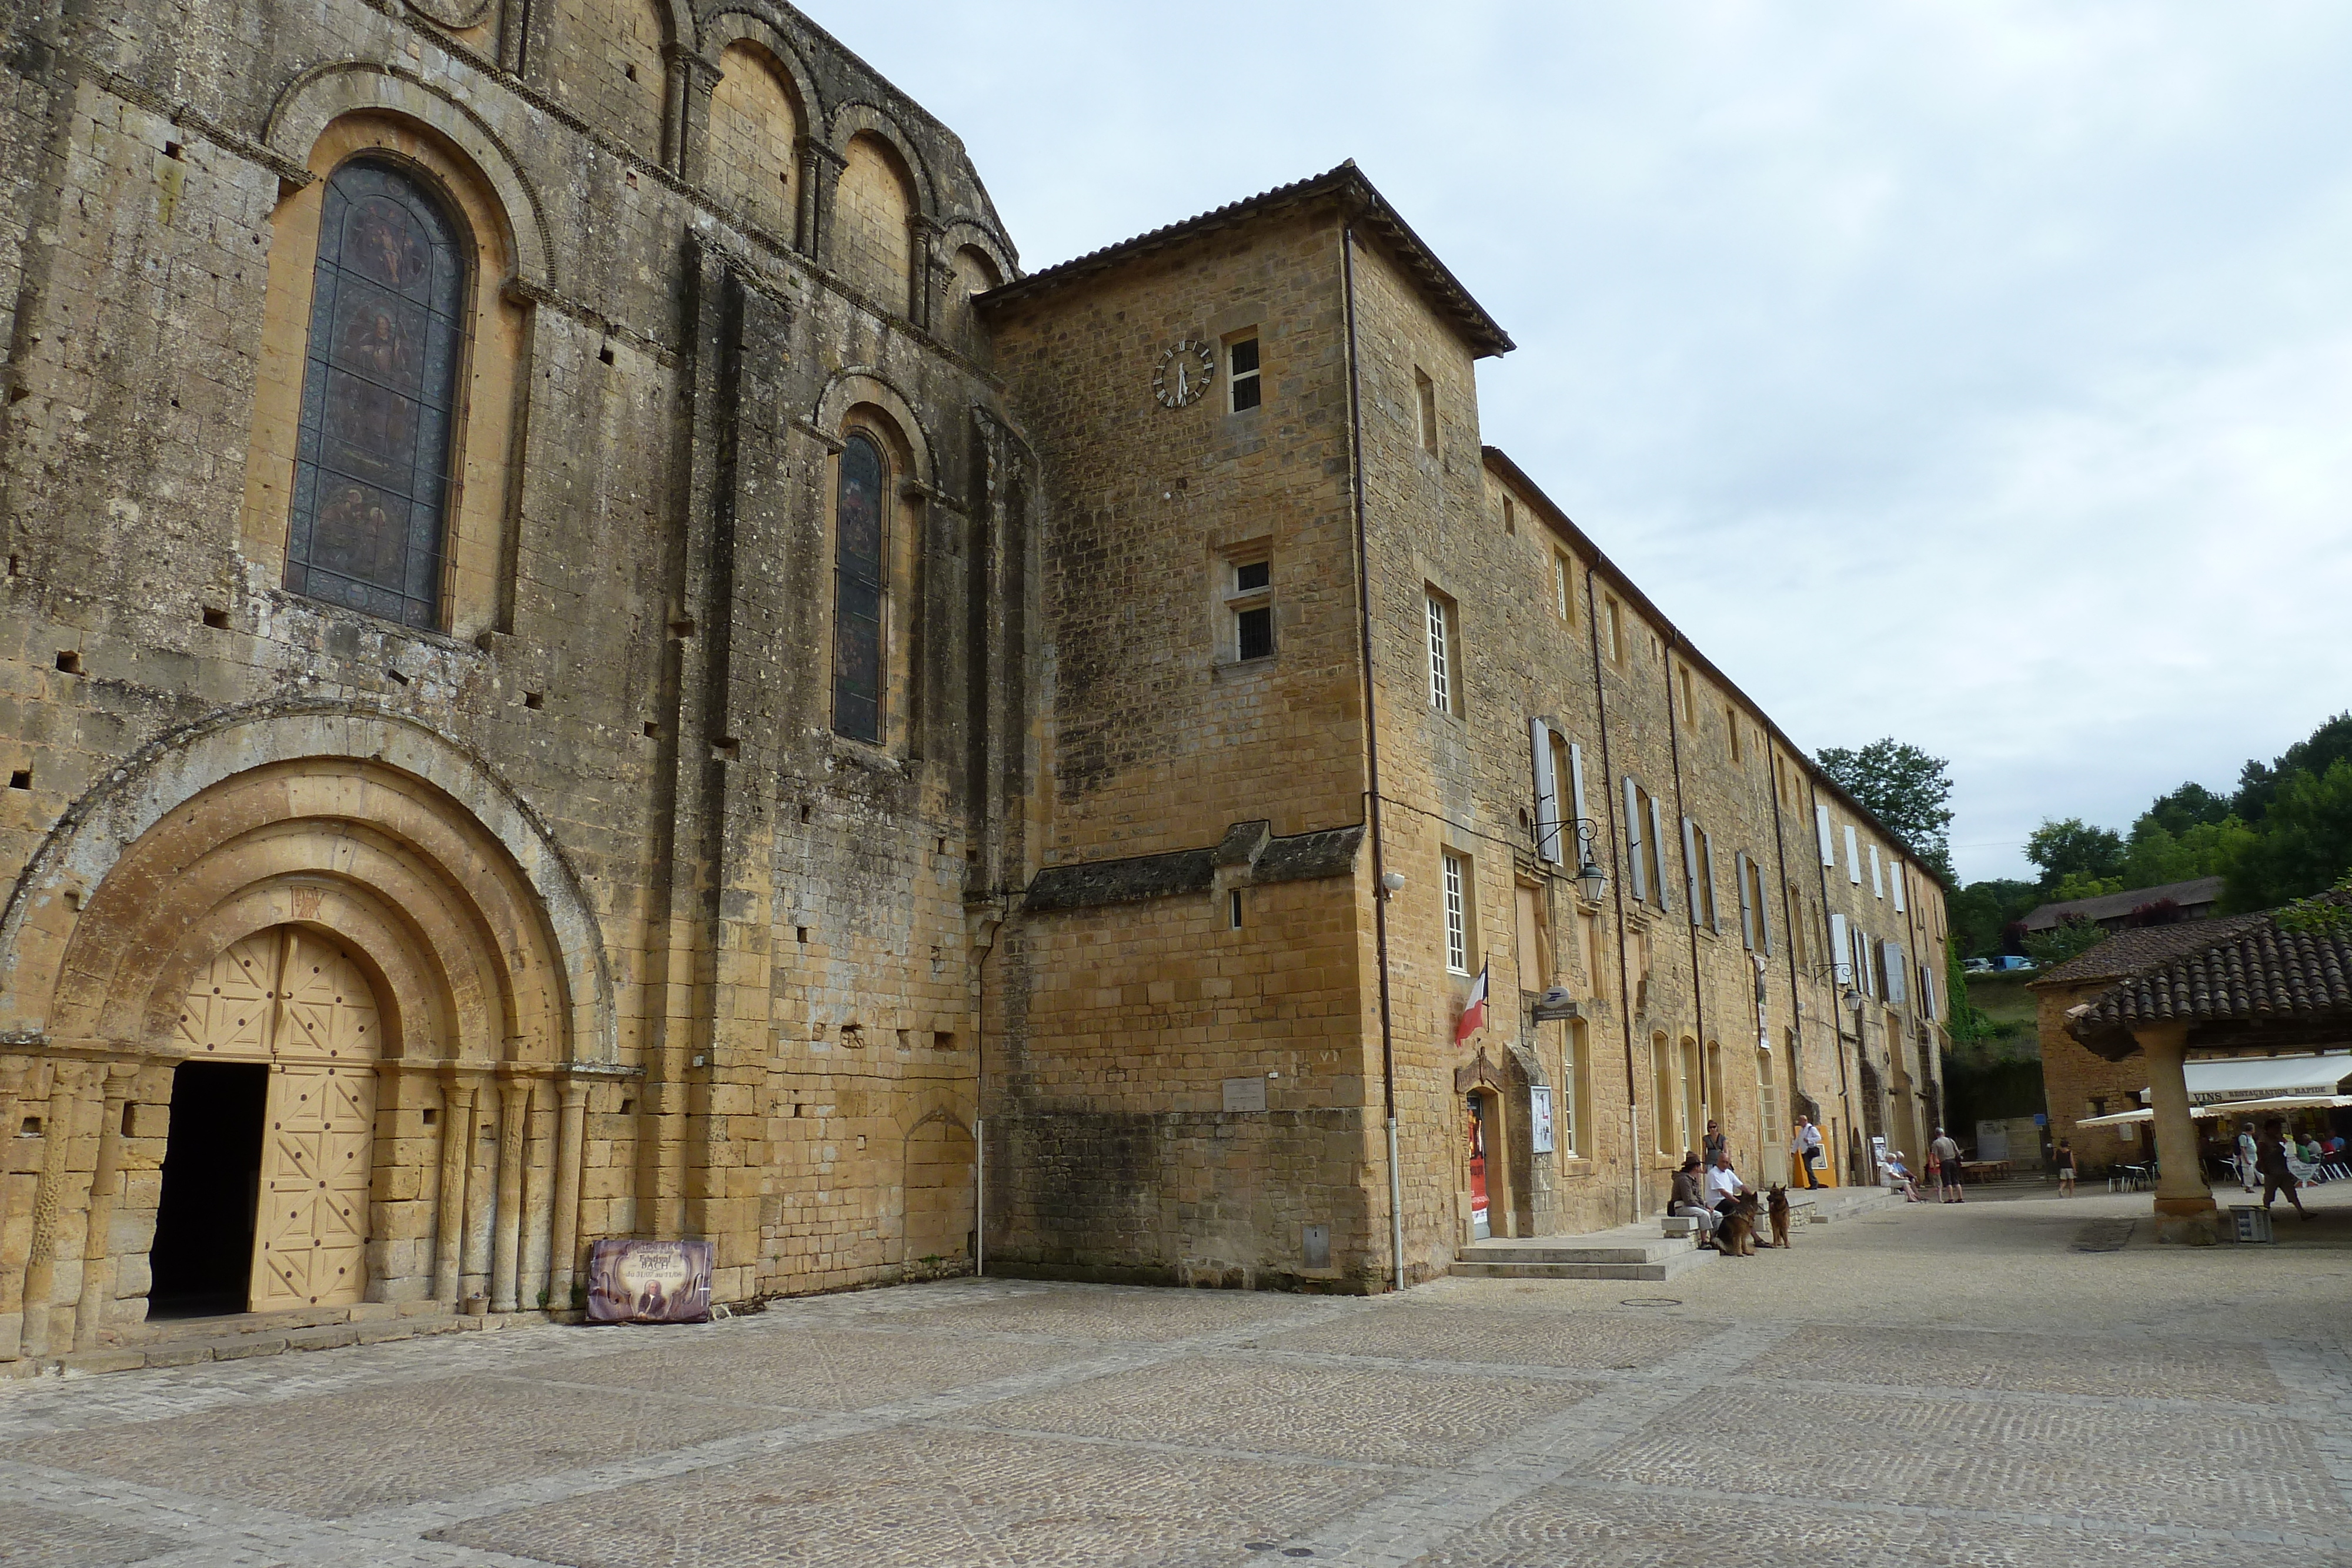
left=519, top=1077, right=553, bottom=1310
left=0, top=1057, right=34, bottom=1359
left=671, top=49, right=720, bottom=183
left=2134, top=1021, right=2219, bottom=1244
left=71, top=1062, right=138, bottom=1349
left=19, top=1061, right=89, bottom=1357
left=909, top=215, right=942, bottom=329
left=490, top=1071, right=529, bottom=1311
left=801, top=139, right=844, bottom=270
left=432, top=1071, right=476, bottom=1302
left=549, top=1080, right=589, bottom=1309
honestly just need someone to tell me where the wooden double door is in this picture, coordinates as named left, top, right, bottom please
left=173, top=926, right=381, bottom=1310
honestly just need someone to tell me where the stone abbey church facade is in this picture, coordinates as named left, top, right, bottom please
left=0, top=0, right=1950, bottom=1363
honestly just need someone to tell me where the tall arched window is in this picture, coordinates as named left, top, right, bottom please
left=285, top=159, right=469, bottom=630
left=833, top=432, right=887, bottom=743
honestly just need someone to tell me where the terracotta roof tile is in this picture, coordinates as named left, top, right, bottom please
left=2064, top=892, right=2352, bottom=1059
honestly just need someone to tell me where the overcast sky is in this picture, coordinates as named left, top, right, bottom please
left=811, top=2, right=2352, bottom=884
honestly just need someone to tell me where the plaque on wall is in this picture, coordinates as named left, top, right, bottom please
left=1222, top=1075, right=1268, bottom=1113
left=586, top=1239, right=714, bottom=1324
left=1530, top=1085, right=1555, bottom=1154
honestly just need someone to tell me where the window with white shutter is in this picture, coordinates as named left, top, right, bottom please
left=1568, top=742, right=1589, bottom=860
left=1702, top=829, right=1722, bottom=932
left=1753, top=859, right=1772, bottom=954
left=1736, top=851, right=1755, bottom=950
left=1530, top=718, right=1561, bottom=865
left=1883, top=941, right=1907, bottom=1005
left=1623, top=778, right=1647, bottom=903
left=1829, top=912, right=1851, bottom=987
left=1890, top=859, right=1906, bottom=913
left=1843, top=824, right=1862, bottom=885
left=1869, top=844, right=1883, bottom=899
left=1920, top=962, right=1936, bottom=1019
left=1681, top=816, right=1700, bottom=925
left=1648, top=794, right=1671, bottom=912
left=1816, top=803, right=1835, bottom=867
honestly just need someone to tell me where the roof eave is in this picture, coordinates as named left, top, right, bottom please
left=1479, top=444, right=1953, bottom=892
left=974, top=162, right=1514, bottom=360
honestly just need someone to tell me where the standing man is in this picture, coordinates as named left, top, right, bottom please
left=1792, top=1116, right=1825, bottom=1189
left=2054, top=1139, right=2076, bottom=1196
left=2236, top=1121, right=2261, bottom=1193
left=1930, top=1126, right=1965, bottom=1203
left=2258, top=1118, right=2314, bottom=1221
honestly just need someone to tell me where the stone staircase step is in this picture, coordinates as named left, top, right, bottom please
left=1449, top=1248, right=1715, bottom=1282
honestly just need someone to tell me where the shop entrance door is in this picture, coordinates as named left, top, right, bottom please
left=1466, top=1095, right=1491, bottom=1239
left=170, top=928, right=381, bottom=1311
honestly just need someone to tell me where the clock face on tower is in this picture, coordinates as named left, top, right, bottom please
left=1152, top=340, right=1217, bottom=409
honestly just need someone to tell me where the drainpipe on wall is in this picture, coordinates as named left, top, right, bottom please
left=1340, top=219, right=1406, bottom=1293
left=1806, top=773, right=1856, bottom=1179
left=1582, top=567, right=1642, bottom=1222
left=1765, top=750, right=1809, bottom=1113
left=1661, top=635, right=1710, bottom=1115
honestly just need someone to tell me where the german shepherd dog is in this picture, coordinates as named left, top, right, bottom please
left=1766, top=1184, right=1793, bottom=1249
left=1715, top=1194, right=1762, bottom=1257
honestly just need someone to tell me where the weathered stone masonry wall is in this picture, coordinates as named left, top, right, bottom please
left=0, top=0, right=1032, bottom=1358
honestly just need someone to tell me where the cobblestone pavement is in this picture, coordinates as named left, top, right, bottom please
left=6, top=1183, right=2351, bottom=1566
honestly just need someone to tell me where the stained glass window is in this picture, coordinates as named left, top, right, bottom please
left=833, top=432, right=886, bottom=743
left=285, top=159, right=467, bottom=630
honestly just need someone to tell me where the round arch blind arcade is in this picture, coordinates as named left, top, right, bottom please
left=285, top=160, right=469, bottom=630
left=832, top=432, right=886, bottom=743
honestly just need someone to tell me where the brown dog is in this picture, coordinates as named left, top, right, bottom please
left=1715, top=1195, right=1759, bottom=1256
left=1766, top=1184, right=1792, bottom=1249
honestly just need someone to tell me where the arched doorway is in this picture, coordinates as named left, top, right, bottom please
left=152, top=926, right=382, bottom=1313
left=902, top=1110, right=976, bottom=1271
left=1466, top=1092, right=1493, bottom=1239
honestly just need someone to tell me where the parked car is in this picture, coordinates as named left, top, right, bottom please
left=1963, top=958, right=1994, bottom=973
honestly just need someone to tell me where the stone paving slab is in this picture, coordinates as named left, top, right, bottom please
left=1255, top=1302, right=1705, bottom=1370
left=547, top=1323, right=1080, bottom=1410
left=1586, top=1380, right=2352, bottom=1533
left=961, top=1353, right=1599, bottom=1467
left=0, top=1497, right=182, bottom=1565
left=12, top=1371, right=803, bottom=1520
left=1753, top=1321, right=2288, bottom=1399
left=432, top=1425, right=1396, bottom=1568
left=2, top=1191, right=2349, bottom=1566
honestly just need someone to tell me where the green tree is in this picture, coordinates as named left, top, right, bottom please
left=2115, top=815, right=2254, bottom=890
left=2023, top=914, right=2110, bottom=970
left=2025, top=817, right=2125, bottom=892
left=2234, top=711, right=2352, bottom=824
left=1815, top=739, right=1955, bottom=880
left=1947, top=878, right=2039, bottom=958
left=2223, top=758, right=2352, bottom=911
left=2143, top=781, right=2233, bottom=837
left=1944, top=944, right=1999, bottom=1043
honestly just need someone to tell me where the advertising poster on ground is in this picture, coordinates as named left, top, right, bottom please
left=586, top=1238, right=714, bottom=1324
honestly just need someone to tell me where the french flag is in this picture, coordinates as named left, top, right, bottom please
left=1455, top=961, right=1489, bottom=1044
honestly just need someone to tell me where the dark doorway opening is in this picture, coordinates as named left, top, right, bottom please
left=149, top=1061, right=267, bottom=1318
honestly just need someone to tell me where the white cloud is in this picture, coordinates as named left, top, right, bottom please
left=811, top=1, right=2352, bottom=883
